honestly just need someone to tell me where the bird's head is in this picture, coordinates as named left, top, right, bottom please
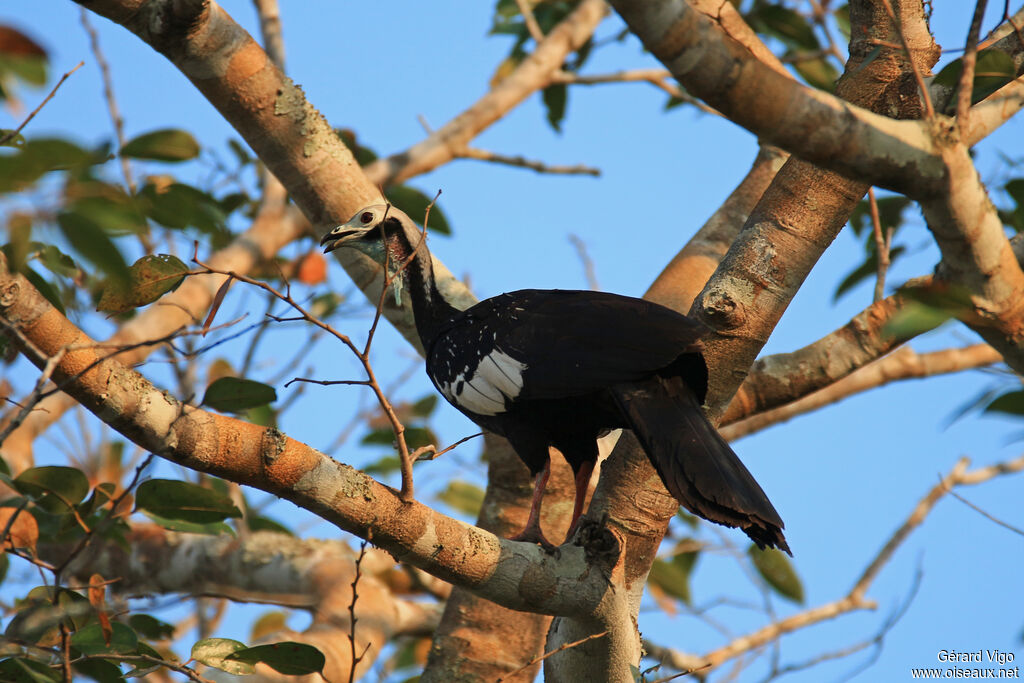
left=320, top=203, right=394, bottom=258
left=321, top=204, right=431, bottom=307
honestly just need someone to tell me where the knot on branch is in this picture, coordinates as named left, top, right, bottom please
left=700, top=288, right=746, bottom=329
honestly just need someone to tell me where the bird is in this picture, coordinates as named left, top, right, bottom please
left=322, top=204, right=789, bottom=554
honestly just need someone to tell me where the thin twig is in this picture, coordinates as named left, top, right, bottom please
left=550, top=68, right=722, bottom=117
left=514, top=0, right=545, bottom=44
left=348, top=536, right=370, bottom=683
left=191, top=239, right=420, bottom=501
left=496, top=631, right=608, bottom=682
left=79, top=10, right=139, bottom=203
left=945, top=487, right=1024, bottom=537
left=0, top=346, right=67, bottom=448
left=412, top=431, right=484, bottom=462
left=867, top=188, right=890, bottom=303
left=957, top=0, right=991, bottom=135
left=568, top=233, right=600, bottom=290
left=458, top=146, right=600, bottom=176
left=878, top=0, right=935, bottom=119
left=0, top=62, right=84, bottom=146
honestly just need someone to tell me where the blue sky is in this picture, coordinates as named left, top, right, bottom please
left=4, top=2, right=1024, bottom=681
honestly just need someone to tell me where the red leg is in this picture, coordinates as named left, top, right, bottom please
left=508, top=460, right=558, bottom=551
left=564, top=460, right=595, bottom=542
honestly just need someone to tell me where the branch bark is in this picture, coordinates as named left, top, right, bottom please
left=48, top=527, right=440, bottom=682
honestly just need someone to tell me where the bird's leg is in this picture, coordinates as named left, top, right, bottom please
left=564, top=460, right=595, bottom=543
left=508, top=459, right=558, bottom=552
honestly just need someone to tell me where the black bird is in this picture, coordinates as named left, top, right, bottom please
left=322, top=204, right=789, bottom=554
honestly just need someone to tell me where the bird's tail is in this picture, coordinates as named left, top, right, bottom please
left=611, top=376, right=790, bottom=554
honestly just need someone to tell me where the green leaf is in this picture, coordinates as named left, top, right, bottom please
left=410, top=394, right=438, bottom=417
left=37, top=244, right=79, bottom=278
left=934, top=49, right=1017, bottom=111
left=202, top=377, right=278, bottom=412
left=191, top=638, right=254, bottom=675
left=65, top=179, right=149, bottom=236
left=648, top=551, right=699, bottom=605
left=140, top=512, right=236, bottom=536
left=793, top=54, right=839, bottom=92
left=985, top=390, right=1024, bottom=416
left=747, top=3, right=820, bottom=51
left=135, top=478, right=242, bottom=524
left=336, top=129, right=378, bottom=166
left=833, top=245, right=906, bottom=301
left=72, top=658, right=124, bottom=683
left=128, top=614, right=176, bottom=641
left=541, top=83, right=568, bottom=133
left=848, top=196, right=910, bottom=237
left=240, top=403, right=278, bottom=429
left=0, top=657, right=61, bottom=683
left=138, top=181, right=228, bottom=238
left=56, top=210, right=130, bottom=283
left=881, top=301, right=953, bottom=339
left=310, top=292, right=344, bottom=318
left=435, top=480, right=484, bottom=517
left=247, top=515, right=293, bottom=535
left=13, top=466, right=90, bottom=512
left=71, top=622, right=139, bottom=656
left=748, top=545, right=804, bottom=603
left=6, top=588, right=94, bottom=644
left=226, top=642, right=326, bottom=676
left=364, top=455, right=402, bottom=475
left=21, top=266, right=65, bottom=316
left=121, top=128, right=200, bottom=162
left=97, top=254, right=189, bottom=314
left=384, top=185, right=451, bottom=235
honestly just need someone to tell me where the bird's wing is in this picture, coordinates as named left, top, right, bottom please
left=471, top=289, right=707, bottom=401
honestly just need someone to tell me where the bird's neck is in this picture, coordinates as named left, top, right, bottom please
left=384, top=227, right=459, bottom=346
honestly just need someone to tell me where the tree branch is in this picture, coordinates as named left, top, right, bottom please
left=0, top=256, right=620, bottom=621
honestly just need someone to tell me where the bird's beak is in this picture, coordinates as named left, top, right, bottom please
left=320, top=219, right=364, bottom=254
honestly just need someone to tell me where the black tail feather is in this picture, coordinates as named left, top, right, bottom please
left=612, top=376, right=790, bottom=555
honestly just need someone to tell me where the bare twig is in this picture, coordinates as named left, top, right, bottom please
left=0, top=345, right=67, bottom=448
left=79, top=10, right=137, bottom=199
left=958, top=0, right=992, bottom=135
left=191, top=243, right=420, bottom=501
left=412, top=431, right=484, bottom=462
left=568, top=234, right=600, bottom=290
left=457, top=146, right=600, bottom=176
left=867, top=188, right=891, bottom=303
left=348, top=536, right=369, bottom=683
left=945, top=487, right=1024, bottom=537
left=496, top=631, right=608, bottom=682
left=550, top=68, right=722, bottom=117
left=0, top=61, right=84, bottom=146
left=514, top=0, right=545, bottom=44
left=652, top=454, right=1024, bottom=676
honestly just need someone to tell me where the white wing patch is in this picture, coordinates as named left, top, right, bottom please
left=440, top=349, right=527, bottom=416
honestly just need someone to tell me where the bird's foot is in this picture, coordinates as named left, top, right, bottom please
left=508, top=526, right=560, bottom=555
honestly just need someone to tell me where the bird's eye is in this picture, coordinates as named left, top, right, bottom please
left=360, top=211, right=374, bottom=224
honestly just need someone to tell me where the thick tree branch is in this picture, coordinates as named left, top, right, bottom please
left=722, top=344, right=1003, bottom=441
left=361, top=0, right=606, bottom=187
left=720, top=282, right=934, bottom=426
left=0, top=203, right=305, bottom=473
left=73, top=0, right=476, bottom=355
left=0, top=256, right=623, bottom=621
left=608, top=0, right=946, bottom=198
left=550, top=2, right=940, bottom=674
left=48, top=527, right=439, bottom=682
